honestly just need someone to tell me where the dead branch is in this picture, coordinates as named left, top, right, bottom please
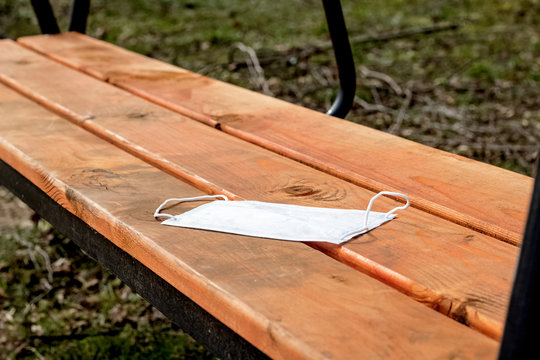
left=359, top=66, right=403, bottom=95
left=200, top=22, right=459, bottom=78
left=370, top=87, right=382, bottom=105
left=354, top=96, right=401, bottom=117
left=229, top=42, right=273, bottom=95
left=417, top=95, right=466, bottom=121
left=352, top=23, right=459, bottom=45
left=389, top=89, right=413, bottom=134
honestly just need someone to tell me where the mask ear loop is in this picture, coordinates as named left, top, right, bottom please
left=154, top=195, right=229, bottom=219
left=363, top=191, right=410, bottom=230
left=339, top=191, right=410, bottom=242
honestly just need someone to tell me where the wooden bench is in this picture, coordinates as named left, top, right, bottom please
left=0, top=30, right=537, bottom=358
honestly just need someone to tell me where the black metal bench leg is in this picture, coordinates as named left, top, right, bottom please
left=322, top=0, right=356, bottom=119
left=30, top=0, right=60, bottom=34
left=68, top=0, right=90, bottom=33
left=30, top=0, right=90, bottom=34
left=499, top=160, right=540, bottom=359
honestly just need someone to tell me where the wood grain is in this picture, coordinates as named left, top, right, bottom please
left=0, top=39, right=518, bottom=340
left=17, top=32, right=533, bottom=245
left=0, top=83, right=499, bottom=359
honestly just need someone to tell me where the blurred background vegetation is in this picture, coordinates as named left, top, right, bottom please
left=1, top=0, right=539, bottom=358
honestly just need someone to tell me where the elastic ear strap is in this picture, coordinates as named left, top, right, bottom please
left=154, top=195, right=229, bottom=219
left=363, top=191, right=410, bottom=229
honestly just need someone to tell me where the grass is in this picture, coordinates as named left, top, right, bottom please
left=1, top=0, right=539, bottom=358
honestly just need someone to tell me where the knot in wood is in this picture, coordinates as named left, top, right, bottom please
left=283, top=185, right=320, bottom=197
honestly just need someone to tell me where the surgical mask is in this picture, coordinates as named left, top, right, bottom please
left=154, top=191, right=409, bottom=245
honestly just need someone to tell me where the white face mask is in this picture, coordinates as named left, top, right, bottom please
left=154, top=191, right=409, bottom=245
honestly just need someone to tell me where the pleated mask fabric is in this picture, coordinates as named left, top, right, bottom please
left=154, top=191, right=409, bottom=245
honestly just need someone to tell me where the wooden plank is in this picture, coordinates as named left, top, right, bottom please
left=0, top=83, right=499, bottom=359
left=0, top=159, right=269, bottom=360
left=17, top=32, right=533, bottom=246
left=0, top=39, right=518, bottom=340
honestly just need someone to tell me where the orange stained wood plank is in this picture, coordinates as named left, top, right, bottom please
left=0, top=83, right=500, bottom=360
left=17, top=32, right=533, bottom=245
left=0, top=39, right=518, bottom=340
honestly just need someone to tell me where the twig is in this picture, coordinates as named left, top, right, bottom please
left=199, top=23, right=458, bottom=77
left=443, top=142, right=539, bottom=152
left=28, top=329, right=124, bottom=342
left=24, top=288, right=53, bottom=315
left=229, top=42, right=273, bottom=96
left=14, top=235, right=54, bottom=283
left=421, top=104, right=465, bottom=121
left=35, top=245, right=53, bottom=283
left=418, top=95, right=466, bottom=121
left=359, top=66, right=403, bottom=95
left=196, top=63, right=224, bottom=75
left=352, top=23, right=459, bottom=45
left=479, top=144, right=540, bottom=152
left=511, top=123, right=540, bottom=143
left=370, top=87, right=382, bottom=105
left=389, top=89, right=413, bottom=134
left=354, top=96, right=399, bottom=116
left=14, top=235, right=41, bottom=271
left=515, top=151, right=532, bottom=170
left=311, top=67, right=331, bottom=87
left=28, top=347, right=46, bottom=360
left=12, top=342, right=29, bottom=357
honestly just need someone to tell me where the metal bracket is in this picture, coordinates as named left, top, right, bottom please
left=30, top=0, right=90, bottom=34
left=499, top=160, right=540, bottom=359
left=322, top=0, right=356, bottom=118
